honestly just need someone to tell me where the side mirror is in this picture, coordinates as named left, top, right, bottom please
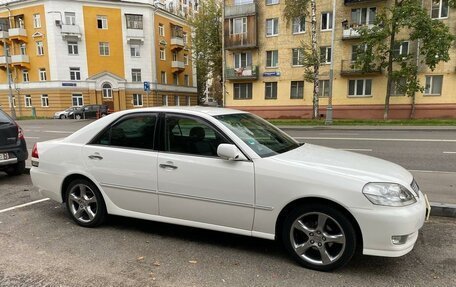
left=217, top=144, right=247, bottom=161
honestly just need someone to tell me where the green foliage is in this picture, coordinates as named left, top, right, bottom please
left=190, top=0, right=223, bottom=101
left=283, top=0, right=311, bottom=24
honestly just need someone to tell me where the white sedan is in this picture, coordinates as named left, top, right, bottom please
left=31, top=107, right=428, bottom=271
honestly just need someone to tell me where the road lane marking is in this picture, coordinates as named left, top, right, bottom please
left=319, top=132, right=360, bottom=136
left=443, top=152, right=456, bottom=154
left=0, top=198, right=50, bottom=214
left=25, top=137, right=40, bottom=139
left=43, top=130, right=73, bottom=134
left=295, top=137, right=456, bottom=142
left=339, top=148, right=373, bottom=152
left=409, top=170, right=456, bottom=174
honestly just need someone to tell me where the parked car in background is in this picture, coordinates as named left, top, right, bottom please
left=0, top=109, right=28, bottom=176
left=69, top=105, right=109, bottom=120
left=54, top=107, right=78, bottom=119
left=31, top=107, right=428, bottom=271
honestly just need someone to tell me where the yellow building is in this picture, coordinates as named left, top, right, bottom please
left=0, top=0, right=197, bottom=118
left=223, top=0, right=456, bottom=119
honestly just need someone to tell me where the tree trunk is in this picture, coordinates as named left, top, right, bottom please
left=384, top=1, right=398, bottom=120
left=311, top=0, right=319, bottom=119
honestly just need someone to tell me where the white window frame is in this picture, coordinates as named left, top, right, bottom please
left=130, top=44, right=140, bottom=57
left=321, top=12, right=333, bottom=31
left=234, top=83, right=253, bottom=99
left=319, top=80, right=331, bottom=97
left=9, top=95, right=16, bottom=108
left=348, top=79, right=372, bottom=97
left=162, top=95, right=169, bottom=106
left=33, top=14, right=41, bottom=28
left=290, top=81, right=304, bottom=99
left=321, top=46, right=332, bottom=64
left=39, top=68, right=47, bottom=81
left=102, top=83, right=113, bottom=98
left=133, top=94, right=143, bottom=107
left=36, top=41, right=44, bottom=56
left=351, top=7, right=377, bottom=26
left=292, top=48, right=304, bottom=66
left=99, top=42, right=110, bottom=56
left=70, top=67, right=81, bottom=81
left=72, top=94, right=84, bottom=107
left=68, top=41, right=79, bottom=55
left=24, top=95, right=32, bottom=108
left=174, top=95, right=180, bottom=106
left=431, top=0, right=449, bottom=19
left=65, top=12, right=76, bottom=25
left=20, top=43, right=26, bottom=55
left=131, top=69, right=142, bottom=82
left=40, top=94, right=49, bottom=107
left=231, top=17, right=247, bottom=35
left=265, top=82, right=278, bottom=99
left=97, top=15, right=108, bottom=29
left=266, top=0, right=279, bottom=5
left=292, top=16, right=306, bottom=34
left=159, top=23, right=165, bottom=36
left=424, top=75, right=443, bottom=96
left=266, top=50, right=278, bottom=68
left=266, top=18, right=279, bottom=37
left=160, top=48, right=166, bottom=60
left=393, top=41, right=409, bottom=57
left=161, top=71, right=167, bottom=84
left=22, top=69, right=29, bottom=82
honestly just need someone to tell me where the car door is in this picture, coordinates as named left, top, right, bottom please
left=157, top=113, right=255, bottom=231
left=82, top=113, right=159, bottom=215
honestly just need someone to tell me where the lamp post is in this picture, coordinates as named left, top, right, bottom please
left=325, top=0, right=336, bottom=125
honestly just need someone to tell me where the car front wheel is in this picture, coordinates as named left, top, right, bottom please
left=282, top=204, right=357, bottom=271
left=65, top=179, right=107, bottom=227
left=59, top=114, right=66, bottom=119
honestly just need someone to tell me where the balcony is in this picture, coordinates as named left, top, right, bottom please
left=340, top=60, right=381, bottom=76
left=172, top=60, right=185, bottom=73
left=0, top=55, right=8, bottom=66
left=171, top=36, right=184, bottom=50
left=224, top=32, right=257, bottom=50
left=342, top=23, right=375, bottom=39
left=344, top=0, right=386, bottom=4
left=225, top=65, right=258, bottom=81
left=8, top=28, right=27, bottom=41
left=62, top=24, right=82, bottom=41
left=11, top=54, right=30, bottom=67
left=0, top=31, right=8, bottom=40
left=126, top=28, right=144, bottom=43
left=225, top=2, right=257, bottom=18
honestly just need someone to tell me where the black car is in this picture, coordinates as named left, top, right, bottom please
left=69, top=105, right=109, bottom=120
left=0, top=109, right=27, bottom=176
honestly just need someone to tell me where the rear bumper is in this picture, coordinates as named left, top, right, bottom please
left=0, top=141, right=28, bottom=167
left=30, top=167, right=63, bottom=202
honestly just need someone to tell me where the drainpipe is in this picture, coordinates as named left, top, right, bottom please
left=3, top=4, right=16, bottom=119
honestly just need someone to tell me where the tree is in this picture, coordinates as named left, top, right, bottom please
left=190, top=0, right=223, bottom=103
left=356, top=0, right=455, bottom=119
left=283, top=0, right=320, bottom=119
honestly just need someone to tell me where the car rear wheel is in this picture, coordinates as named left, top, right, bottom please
left=75, top=114, right=82, bottom=120
left=282, top=204, right=356, bottom=271
left=6, top=160, right=25, bottom=176
left=59, top=114, right=66, bottom=119
left=65, top=179, right=107, bottom=227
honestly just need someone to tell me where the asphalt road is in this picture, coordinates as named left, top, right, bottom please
left=0, top=173, right=455, bottom=287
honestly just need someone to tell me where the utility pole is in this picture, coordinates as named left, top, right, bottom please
left=325, top=0, right=336, bottom=125
left=3, top=5, right=16, bottom=119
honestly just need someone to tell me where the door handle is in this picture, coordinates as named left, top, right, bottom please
left=159, top=163, right=178, bottom=170
left=88, top=154, right=103, bottom=160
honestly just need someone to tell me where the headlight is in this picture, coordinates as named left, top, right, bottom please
left=363, top=183, right=417, bottom=207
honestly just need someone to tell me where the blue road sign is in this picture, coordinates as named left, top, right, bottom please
left=144, top=81, right=151, bottom=92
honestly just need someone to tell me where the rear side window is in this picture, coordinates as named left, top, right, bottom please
left=95, top=114, right=157, bottom=150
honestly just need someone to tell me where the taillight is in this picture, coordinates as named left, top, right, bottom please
left=32, top=143, right=39, bottom=159
left=16, top=123, right=24, bottom=140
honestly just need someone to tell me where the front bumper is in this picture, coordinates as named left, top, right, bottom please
left=352, top=191, right=427, bottom=257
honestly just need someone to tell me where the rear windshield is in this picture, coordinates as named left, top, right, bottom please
left=0, top=110, right=13, bottom=124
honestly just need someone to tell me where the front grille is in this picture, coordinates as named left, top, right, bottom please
left=411, top=179, right=420, bottom=197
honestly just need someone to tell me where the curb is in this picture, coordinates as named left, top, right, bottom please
left=278, top=126, right=456, bottom=132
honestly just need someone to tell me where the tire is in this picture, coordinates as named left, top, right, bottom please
left=65, top=179, right=107, bottom=227
left=59, top=114, right=66, bottom=119
left=281, top=203, right=357, bottom=271
left=75, top=114, right=82, bottom=120
left=6, top=160, right=26, bottom=176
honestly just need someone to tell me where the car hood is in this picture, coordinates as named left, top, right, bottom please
left=271, top=144, right=413, bottom=185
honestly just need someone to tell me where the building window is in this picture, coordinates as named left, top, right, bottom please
left=348, top=79, right=372, bottom=97
left=130, top=44, right=140, bottom=57
left=25, top=95, right=32, bottom=107
left=161, top=71, right=167, bottom=84
left=65, top=12, right=76, bottom=25
left=234, top=83, right=253, bottom=99
left=183, top=32, right=188, bottom=44
left=39, top=68, right=47, bottom=81
left=70, top=67, right=81, bottom=80
left=72, top=94, right=84, bottom=106
left=184, top=53, right=189, bottom=65
left=159, top=23, right=164, bottom=36
left=292, top=16, right=306, bottom=34
left=266, top=50, right=279, bottom=68
left=99, top=42, right=110, bottom=56
left=319, top=80, right=330, bottom=97
left=292, top=48, right=304, bottom=66
left=97, top=16, right=108, bottom=29
left=68, top=41, right=79, bottom=55
left=41, top=94, right=49, bottom=107
left=320, top=46, right=331, bottom=64
left=160, top=47, right=165, bottom=60
left=321, top=12, right=333, bottom=31
left=392, top=41, right=409, bottom=57
left=19, top=43, right=26, bottom=55
left=133, top=94, right=143, bottom=106
left=173, top=73, right=179, bottom=85
left=266, top=0, right=279, bottom=5
left=351, top=7, right=376, bottom=26
left=9, top=95, right=16, bottom=108
left=290, top=81, right=304, bottom=99
left=33, top=14, right=41, bottom=28
left=162, top=95, right=168, bottom=106
left=186, top=96, right=191, bottom=106
left=266, top=18, right=279, bottom=36
left=174, top=95, right=180, bottom=106
left=432, top=0, right=449, bottom=19
left=230, top=17, right=247, bottom=35
left=102, top=83, right=113, bottom=98
left=390, top=78, right=406, bottom=96
left=351, top=44, right=367, bottom=61
left=424, top=75, right=443, bottom=95
left=126, top=14, right=143, bottom=29
left=22, top=69, right=29, bottom=82
left=184, top=74, right=190, bottom=86
left=132, top=69, right=142, bottom=82
left=265, top=82, right=278, bottom=99
left=36, top=41, right=44, bottom=56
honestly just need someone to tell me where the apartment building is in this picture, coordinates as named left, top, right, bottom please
left=0, top=0, right=197, bottom=118
left=223, top=0, right=456, bottom=119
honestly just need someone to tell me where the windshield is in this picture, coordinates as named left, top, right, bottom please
left=215, top=113, right=300, bottom=158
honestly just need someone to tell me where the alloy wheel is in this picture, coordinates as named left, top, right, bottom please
left=68, top=184, right=99, bottom=224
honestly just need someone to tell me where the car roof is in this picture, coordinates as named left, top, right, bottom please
left=122, top=106, right=248, bottom=117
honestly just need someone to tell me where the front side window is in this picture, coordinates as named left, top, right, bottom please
left=72, top=94, right=84, bottom=106
left=321, top=12, right=333, bottom=31
left=70, top=67, right=81, bottom=80
left=266, top=18, right=279, bottom=36
left=432, top=0, right=449, bottom=19
left=164, top=115, right=228, bottom=157
left=96, top=115, right=157, bottom=150
left=41, top=94, right=49, bottom=107
left=133, top=94, right=143, bottom=106
left=216, top=113, right=300, bottom=158
left=97, top=16, right=108, bottom=29
left=126, top=14, right=143, bottom=29
left=266, top=50, right=278, bottom=68
left=132, top=69, right=142, bottom=82
left=99, top=42, right=110, bottom=56
left=424, top=75, right=443, bottom=95
left=292, top=16, right=306, bottom=34
left=234, top=83, right=253, bottom=99
left=265, top=82, right=277, bottom=99
left=290, top=81, right=304, bottom=99
left=348, top=79, right=372, bottom=97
